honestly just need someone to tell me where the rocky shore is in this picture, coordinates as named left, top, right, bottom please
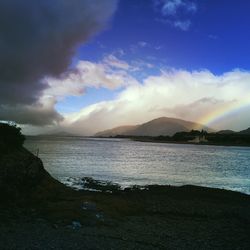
left=0, top=147, right=250, bottom=249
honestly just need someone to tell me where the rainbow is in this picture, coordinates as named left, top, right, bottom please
left=197, top=95, right=250, bottom=129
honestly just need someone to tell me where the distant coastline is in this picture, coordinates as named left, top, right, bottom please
left=93, top=135, right=250, bottom=147
left=93, top=116, right=250, bottom=147
left=132, top=137, right=250, bottom=147
left=28, top=134, right=250, bottom=147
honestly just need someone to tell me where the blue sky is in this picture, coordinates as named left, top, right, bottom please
left=78, top=0, right=250, bottom=72
left=55, top=0, right=250, bottom=117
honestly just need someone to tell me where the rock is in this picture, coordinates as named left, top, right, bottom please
left=0, top=146, right=67, bottom=202
left=82, top=201, right=97, bottom=211
left=71, top=221, right=82, bottom=230
left=52, top=224, right=58, bottom=229
left=95, top=213, right=104, bottom=222
left=0, top=148, right=46, bottom=188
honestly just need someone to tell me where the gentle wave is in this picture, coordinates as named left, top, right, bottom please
left=25, top=137, right=250, bottom=194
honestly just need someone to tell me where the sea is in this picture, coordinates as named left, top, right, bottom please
left=24, top=136, right=250, bottom=194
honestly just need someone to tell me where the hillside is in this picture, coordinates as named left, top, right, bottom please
left=217, top=129, right=236, bottom=134
left=238, top=127, right=250, bottom=134
left=95, top=125, right=139, bottom=137
left=95, top=117, right=212, bottom=137
left=217, top=128, right=250, bottom=135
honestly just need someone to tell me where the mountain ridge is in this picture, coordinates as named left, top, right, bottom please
left=95, top=117, right=213, bottom=137
left=238, top=127, right=250, bottom=135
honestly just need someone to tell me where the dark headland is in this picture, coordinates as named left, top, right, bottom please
left=1, top=123, right=250, bottom=249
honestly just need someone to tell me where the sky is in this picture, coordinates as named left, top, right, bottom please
left=1, top=0, right=250, bottom=135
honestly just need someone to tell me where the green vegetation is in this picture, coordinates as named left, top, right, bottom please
left=111, top=128, right=250, bottom=146
left=149, top=129, right=250, bottom=146
left=0, top=122, right=25, bottom=152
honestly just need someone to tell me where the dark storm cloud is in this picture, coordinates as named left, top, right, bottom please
left=0, top=0, right=117, bottom=124
left=0, top=99, right=63, bottom=126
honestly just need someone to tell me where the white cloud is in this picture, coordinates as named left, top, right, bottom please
left=18, top=53, right=249, bottom=134
left=44, top=56, right=139, bottom=100
left=61, top=69, right=250, bottom=135
left=154, top=0, right=197, bottom=31
left=162, top=0, right=182, bottom=15
left=11, top=54, right=138, bottom=128
left=158, top=0, right=197, bottom=15
left=174, top=20, right=191, bottom=31
left=138, top=41, right=149, bottom=47
left=103, top=54, right=130, bottom=70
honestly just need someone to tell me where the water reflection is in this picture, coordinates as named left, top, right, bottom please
left=25, top=137, right=250, bottom=194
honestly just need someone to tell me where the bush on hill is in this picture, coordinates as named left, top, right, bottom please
left=0, top=122, right=25, bottom=152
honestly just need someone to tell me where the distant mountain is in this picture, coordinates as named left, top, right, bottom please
left=95, top=125, right=139, bottom=137
left=238, top=127, right=250, bottom=135
left=217, top=130, right=236, bottom=134
left=95, top=117, right=212, bottom=137
left=37, top=131, right=78, bottom=137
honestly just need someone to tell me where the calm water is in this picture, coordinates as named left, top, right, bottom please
left=24, top=137, right=250, bottom=194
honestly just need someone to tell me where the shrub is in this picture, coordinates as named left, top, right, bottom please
left=0, top=123, right=25, bottom=152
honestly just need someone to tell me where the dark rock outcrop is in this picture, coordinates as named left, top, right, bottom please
left=239, top=127, right=250, bottom=134
left=0, top=149, right=41, bottom=202
left=0, top=147, right=69, bottom=203
left=0, top=148, right=46, bottom=188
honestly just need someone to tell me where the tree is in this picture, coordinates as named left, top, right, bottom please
left=0, top=123, right=25, bottom=152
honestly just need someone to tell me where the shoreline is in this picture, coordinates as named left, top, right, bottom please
left=27, top=134, right=250, bottom=147
left=91, top=135, right=250, bottom=147
left=133, top=137, right=250, bottom=147
left=61, top=176, right=250, bottom=196
left=1, top=181, right=250, bottom=249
